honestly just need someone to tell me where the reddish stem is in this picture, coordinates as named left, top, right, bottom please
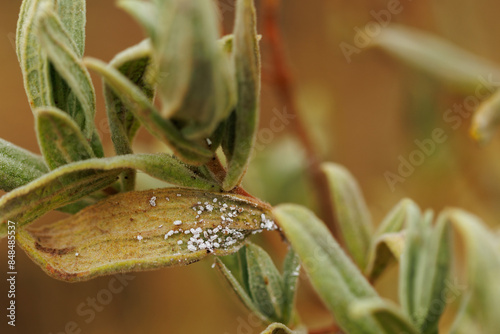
left=262, top=0, right=340, bottom=239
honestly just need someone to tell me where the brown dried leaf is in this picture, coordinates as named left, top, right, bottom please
left=17, top=188, right=277, bottom=282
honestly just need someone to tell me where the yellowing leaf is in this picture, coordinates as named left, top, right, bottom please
left=17, top=188, right=277, bottom=281
left=0, top=153, right=221, bottom=237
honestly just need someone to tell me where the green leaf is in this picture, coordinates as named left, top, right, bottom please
left=351, top=299, right=419, bottom=334
left=417, top=215, right=452, bottom=334
left=366, top=198, right=420, bottom=281
left=238, top=244, right=251, bottom=294
left=246, top=243, right=285, bottom=322
left=365, top=232, right=405, bottom=282
left=37, top=3, right=97, bottom=140
left=118, top=0, right=158, bottom=46
left=321, top=162, right=373, bottom=269
left=260, top=323, right=306, bottom=334
left=223, top=0, right=261, bottom=191
left=470, top=88, right=500, bottom=145
left=55, top=0, right=86, bottom=57
left=372, top=24, right=500, bottom=93
left=445, top=209, right=500, bottom=333
left=48, top=1, right=103, bottom=157
left=281, top=248, right=300, bottom=325
left=35, top=107, right=95, bottom=169
left=375, top=198, right=420, bottom=237
left=105, top=39, right=154, bottom=156
left=0, top=153, right=221, bottom=237
left=219, top=34, right=234, bottom=54
left=104, top=39, right=155, bottom=191
left=399, top=210, right=452, bottom=333
left=0, top=139, right=48, bottom=192
left=84, top=57, right=214, bottom=165
left=273, top=204, right=382, bottom=334
left=16, top=188, right=278, bottom=281
left=17, top=0, right=53, bottom=108
left=155, top=0, right=236, bottom=140
left=398, top=206, right=423, bottom=323
left=215, top=257, right=269, bottom=323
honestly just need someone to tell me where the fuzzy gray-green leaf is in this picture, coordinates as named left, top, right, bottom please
left=398, top=205, right=423, bottom=321
left=55, top=0, right=86, bottom=57
left=246, top=243, right=285, bottom=323
left=446, top=209, right=500, bottom=333
left=372, top=24, right=500, bottom=93
left=215, top=257, right=269, bottom=323
left=105, top=39, right=154, bottom=156
left=0, top=153, right=220, bottom=237
left=223, top=0, right=261, bottom=191
left=399, top=208, right=451, bottom=333
left=375, top=198, right=420, bottom=237
left=0, top=139, right=48, bottom=192
left=104, top=40, right=155, bottom=191
left=274, top=204, right=382, bottom=334
left=17, top=0, right=53, bottom=108
left=36, top=107, right=95, bottom=169
left=16, top=188, right=277, bottom=281
left=281, top=247, right=300, bottom=325
left=416, top=215, right=452, bottom=334
left=37, top=4, right=96, bottom=139
left=142, top=0, right=235, bottom=140
left=366, top=232, right=405, bottom=282
left=321, top=162, right=373, bottom=269
left=351, top=299, right=419, bottom=334
left=118, top=0, right=158, bottom=44
left=366, top=198, right=420, bottom=281
left=84, top=57, right=213, bottom=165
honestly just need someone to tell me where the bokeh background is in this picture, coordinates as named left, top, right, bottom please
left=2, top=0, right=500, bottom=333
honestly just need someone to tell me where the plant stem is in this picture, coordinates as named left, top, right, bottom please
left=262, top=0, right=340, bottom=240
left=205, top=155, right=273, bottom=210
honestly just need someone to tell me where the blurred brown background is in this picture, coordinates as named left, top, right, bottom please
left=2, top=0, right=500, bottom=333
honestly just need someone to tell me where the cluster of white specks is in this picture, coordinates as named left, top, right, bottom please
left=149, top=196, right=157, bottom=207
left=164, top=230, right=177, bottom=239
left=166, top=197, right=170, bottom=201
left=137, top=235, right=143, bottom=241
left=260, top=213, right=277, bottom=230
left=154, top=196, right=279, bottom=253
